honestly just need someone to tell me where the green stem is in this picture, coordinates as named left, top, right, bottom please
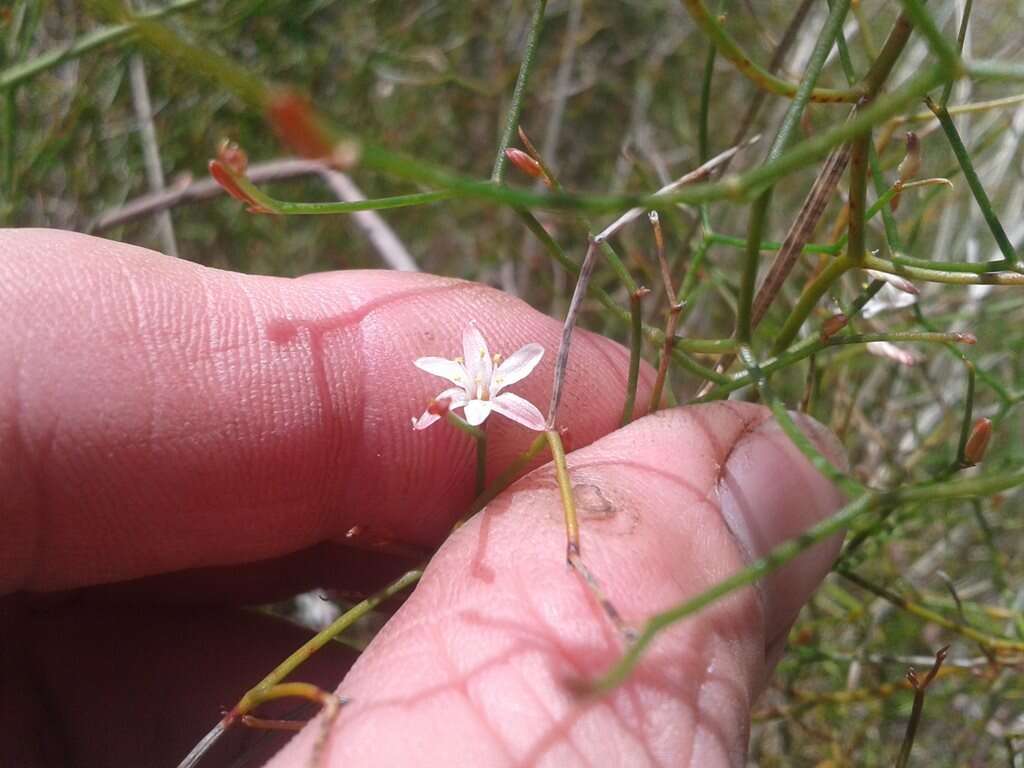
left=698, top=40, right=716, bottom=162
left=237, top=569, right=423, bottom=709
left=864, top=253, right=1024, bottom=285
left=128, top=10, right=949, bottom=215
left=678, top=0, right=862, bottom=103
left=738, top=345, right=863, bottom=497
left=948, top=362, right=976, bottom=472
left=464, top=432, right=548, bottom=521
left=897, top=0, right=962, bottom=79
left=590, top=462, right=1024, bottom=694
left=444, top=411, right=486, bottom=440
left=926, top=95, right=1018, bottom=270
left=475, top=432, right=487, bottom=497
left=545, top=428, right=579, bottom=556
left=738, top=195, right=769, bottom=343
left=773, top=256, right=852, bottom=353
left=226, top=170, right=456, bottom=215
left=621, top=290, right=644, bottom=425
left=701, top=326, right=971, bottom=403
left=847, top=133, right=870, bottom=263
left=588, top=493, right=876, bottom=695
left=839, top=569, right=1024, bottom=653
left=939, top=0, right=973, bottom=107
left=490, top=0, right=549, bottom=183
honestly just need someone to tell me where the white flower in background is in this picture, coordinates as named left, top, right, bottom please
left=412, top=325, right=546, bottom=431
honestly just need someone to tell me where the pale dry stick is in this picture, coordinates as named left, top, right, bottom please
left=317, top=170, right=419, bottom=271
left=128, top=52, right=179, bottom=257
left=546, top=239, right=598, bottom=428
left=91, top=158, right=419, bottom=271
left=90, top=158, right=324, bottom=230
left=592, top=135, right=761, bottom=243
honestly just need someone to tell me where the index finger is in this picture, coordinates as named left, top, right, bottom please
left=0, top=229, right=652, bottom=593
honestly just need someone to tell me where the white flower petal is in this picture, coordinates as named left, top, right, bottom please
left=462, top=325, right=492, bottom=391
left=492, top=392, right=546, bottom=431
left=434, top=387, right=468, bottom=409
left=464, top=399, right=493, bottom=426
left=413, top=356, right=466, bottom=386
left=492, top=343, right=544, bottom=394
left=411, top=410, right=441, bottom=430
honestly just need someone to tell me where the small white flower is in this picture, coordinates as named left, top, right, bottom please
left=412, top=325, right=546, bottom=431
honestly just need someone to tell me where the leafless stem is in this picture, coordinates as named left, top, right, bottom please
left=90, top=158, right=418, bottom=271
left=128, top=53, right=179, bottom=257
left=546, top=240, right=598, bottom=428
left=593, top=135, right=761, bottom=242
left=648, top=211, right=683, bottom=411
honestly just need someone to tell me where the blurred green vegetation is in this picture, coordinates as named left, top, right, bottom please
left=4, top=1, right=1024, bottom=765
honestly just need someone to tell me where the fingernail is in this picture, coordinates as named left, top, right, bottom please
left=717, top=413, right=847, bottom=649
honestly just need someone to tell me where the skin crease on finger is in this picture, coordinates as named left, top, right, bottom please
left=0, top=228, right=652, bottom=594
left=269, top=402, right=845, bottom=768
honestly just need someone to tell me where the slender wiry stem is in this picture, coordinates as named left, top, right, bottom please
left=491, top=0, right=549, bottom=183
left=177, top=569, right=422, bottom=767
left=588, top=462, right=1024, bottom=695
left=678, top=0, right=862, bottom=103
left=939, top=0, right=974, bottom=107
left=926, top=95, right=1019, bottom=270
left=894, top=645, right=950, bottom=768
left=841, top=569, right=1024, bottom=653
left=545, top=428, right=633, bottom=640
left=621, top=289, right=646, bottom=425
left=547, top=241, right=597, bottom=429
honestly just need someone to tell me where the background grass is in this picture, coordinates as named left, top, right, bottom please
left=4, top=1, right=1024, bottom=765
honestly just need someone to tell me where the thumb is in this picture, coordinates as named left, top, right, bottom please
left=268, top=402, right=846, bottom=767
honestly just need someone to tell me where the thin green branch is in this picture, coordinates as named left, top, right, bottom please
left=589, top=462, right=1024, bottom=694
left=491, top=0, right=549, bottom=183
left=939, top=0, right=973, bottom=107
left=122, top=10, right=950, bottom=215
left=621, top=289, right=645, bottom=425
left=679, top=0, right=862, bottom=103
left=926, top=95, right=1019, bottom=270
left=897, top=0, right=962, bottom=78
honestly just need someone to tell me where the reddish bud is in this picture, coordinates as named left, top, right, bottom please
left=505, top=148, right=543, bottom=180
left=208, top=159, right=271, bottom=213
left=964, top=417, right=992, bottom=465
left=892, top=132, right=921, bottom=211
left=952, top=331, right=977, bottom=345
left=217, top=139, right=248, bottom=175
left=427, top=398, right=451, bottom=418
left=267, top=90, right=334, bottom=159
left=821, top=313, right=849, bottom=340
left=898, top=132, right=922, bottom=182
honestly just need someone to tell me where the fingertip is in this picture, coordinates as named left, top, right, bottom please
left=717, top=412, right=847, bottom=649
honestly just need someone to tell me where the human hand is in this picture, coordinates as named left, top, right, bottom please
left=0, top=229, right=845, bottom=767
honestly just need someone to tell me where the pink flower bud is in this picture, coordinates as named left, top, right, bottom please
left=964, top=418, right=992, bottom=465
left=505, top=148, right=543, bottom=180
